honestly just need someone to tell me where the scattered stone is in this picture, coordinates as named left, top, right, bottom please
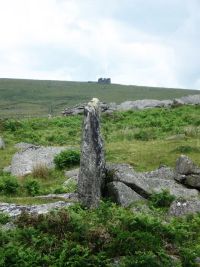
left=0, top=201, right=73, bottom=217
left=62, top=94, right=200, bottom=116
left=169, top=200, right=200, bottom=217
left=62, top=102, right=113, bottom=116
left=64, top=168, right=79, bottom=179
left=78, top=98, right=106, bottom=208
left=107, top=164, right=199, bottom=200
left=175, top=155, right=200, bottom=175
left=9, top=144, right=72, bottom=176
left=106, top=181, right=143, bottom=207
left=35, top=193, right=78, bottom=201
left=0, top=137, right=5, bottom=149
left=184, top=175, right=200, bottom=189
left=117, top=99, right=172, bottom=111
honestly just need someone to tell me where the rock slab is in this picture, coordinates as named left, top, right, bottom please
left=78, top=98, right=106, bottom=208
left=10, top=144, right=70, bottom=176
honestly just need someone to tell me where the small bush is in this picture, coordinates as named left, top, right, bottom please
left=32, top=163, right=50, bottom=179
left=0, top=175, right=19, bottom=195
left=134, top=130, right=157, bottom=141
left=54, top=150, right=80, bottom=169
left=173, top=145, right=200, bottom=154
left=149, top=190, right=175, bottom=208
left=24, top=179, right=40, bottom=196
left=0, top=212, right=10, bottom=224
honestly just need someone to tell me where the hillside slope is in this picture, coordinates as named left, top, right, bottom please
left=0, top=78, right=199, bottom=117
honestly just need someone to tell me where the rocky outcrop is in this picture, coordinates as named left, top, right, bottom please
left=106, top=164, right=199, bottom=203
left=169, top=200, right=200, bottom=217
left=62, top=94, right=200, bottom=116
left=7, top=144, right=72, bottom=176
left=117, top=99, right=172, bottom=111
left=62, top=102, right=114, bottom=116
left=175, top=155, right=200, bottom=190
left=78, top=98, right=106, bottom=208
left=0, top=201, right=73, bottom=217
left=0, top=137, right=5, bottom=149
left=107, top=181, right=143, bottom=207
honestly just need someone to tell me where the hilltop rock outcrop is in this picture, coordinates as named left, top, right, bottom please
left=62, top=94, right=200, bottom=116
left=78, top=98, right=106, bottom=208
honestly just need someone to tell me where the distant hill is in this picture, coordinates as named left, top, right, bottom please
left=0, top=78, right=199, bottom=117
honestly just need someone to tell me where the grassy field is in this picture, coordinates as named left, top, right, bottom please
left=0, top=78, right=199, bottom=117
left=1, top=105, right=200, bottom=266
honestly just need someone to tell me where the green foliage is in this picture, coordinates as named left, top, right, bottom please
left=24, top=179, right=40, bottom=196
left=149, top=190, right=176, bottom=208
left=173, top=145, right=200, bottom=154
left=54, top=149, right=80, bottom=169
left=0, top=202, right=199, bottom=266
left=0, top=174, right=19, bottom=195
left=0, top=212, right=10, bottom=224
left=0, top=78, right=198, bottom=118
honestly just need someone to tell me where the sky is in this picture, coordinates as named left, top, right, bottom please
left=0, top=0, right=199, bottom=89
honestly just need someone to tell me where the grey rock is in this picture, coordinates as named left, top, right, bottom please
left=107, top=181, right=143, bottom=207
left=35, top=193, right=78, bottom=201
left=184, top=175, right=200, bottom=189
left=15, top=142, right=36, bottom=150
left=62, top=102, right=114, bottom=116
left=64, top=168, right=79, bottom=187
left=169, top=200, right=200, bottom=217
left=64, top=168, right=79, bottom=178
left=3, top=165, right=11, bottom=173
left=178, top=94, right=200, bottom=105
left=117, top=99, right=172, bottom=111
left=166, top=134, right=186, bottom=141
left=108, top=164, right=199, bottom=200
left=78, top=98, right=106, bottom=208
left=175, top=155, right=200, bottom=175
left=0, top=137, right=5, bottom=149
left=10, top=144, right=71, bottom=176
left=0, top=201, right=73, bottom=217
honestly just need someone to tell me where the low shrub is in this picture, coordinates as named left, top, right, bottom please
left=0, top=174, right=19, bottom=195
left=24, top=179, right=40, bottom=196
left=54, top=149, right=80, bottom=169
left=149, top=190, right=175, bottom=208
left=0, top=212, right=10, bottom=224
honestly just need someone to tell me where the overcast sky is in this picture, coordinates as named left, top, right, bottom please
left=0, top=0, right=199, bottom=89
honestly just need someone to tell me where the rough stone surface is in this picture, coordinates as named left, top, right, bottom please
left=107, top=164, right=199, bottom=200
left=184, top=175, right=200, bottom=189
left=0, top=201, right=73, bottom=217
left=0, top=137, right=5, bottom=149
left=117, top=99, right=172, bottom=111
left=62, top=94, right=200, bottom=116
left=64, top=168, right=79, bottom=179
left=178, top=94, right=200, bottom=105
left=107, top=181, right=143, bottom=207
left=78, top=98, right=106, bottom=208
left=169, top=200, right=200, bottom=217
left=9, top=144, right=71, bottom=176
left=175, top=155, right=200, bottom=175
left=35, top=193, right=78, bottom=201
left=62, top=102, right=113, bottom=116
left=64, top=169, right=79, bottom=187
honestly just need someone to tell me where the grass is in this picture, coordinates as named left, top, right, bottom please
left=0, top=196, right=66, bottom=205
left=0, top=78, right=199, bottom=117
left=0, top=104, right=200, bottom=266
